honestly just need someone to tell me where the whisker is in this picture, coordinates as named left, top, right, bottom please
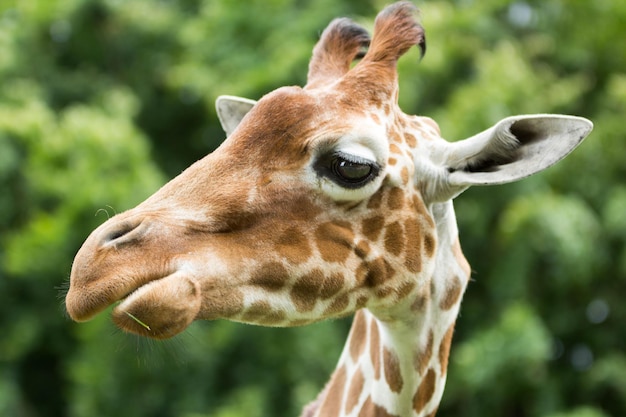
left=95, top=208, right=110, bottom=220
left=55, top=279, right=70, bottom=300
left=110, top=326, right=202, bottom=368
left=94, top=205, right=118, bottom=220
left=55, top=277, right=71, bottom=317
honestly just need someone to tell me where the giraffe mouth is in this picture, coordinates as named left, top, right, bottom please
left=110, top=272, right=203, bottom=339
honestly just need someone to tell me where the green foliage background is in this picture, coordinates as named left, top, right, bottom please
left=0, top=0, right=624, bottom=416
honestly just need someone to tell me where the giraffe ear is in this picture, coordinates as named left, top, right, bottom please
left=216, top=95, right=257, bottom=136
left=446, top=114, right=593, bottom=188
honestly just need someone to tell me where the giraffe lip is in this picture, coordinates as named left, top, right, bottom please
left=114, top=266, right=182, bottom=306
left=113, top=272, right=176, bottom=309
left=116, top=277, right=162, bottom=302
left=111, top=272, right=202, bottom=339
left=66, top=272, right=175, bottom=323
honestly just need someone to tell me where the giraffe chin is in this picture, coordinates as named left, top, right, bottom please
left=111, top=272, right=201, bottom=340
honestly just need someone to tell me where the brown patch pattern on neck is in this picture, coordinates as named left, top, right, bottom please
left=439, top=275, right=463, bottom=311
left=345, top=368, right=365, bottom=414
left=413, top=367, right=437, bottom=414
left=370, top=319, right=382, bottom=380
left=438, top=323, right=456, bottom=375
left=414, top=330, right=434, bottom=375
left=317, top=365, right=347, bottom=416
left=350, top=311, right=368, bottom=362
left=383, top=347, right=404, bottom=393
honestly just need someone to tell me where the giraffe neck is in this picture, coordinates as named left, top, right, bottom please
left=307, top=202, right=469, bottom=417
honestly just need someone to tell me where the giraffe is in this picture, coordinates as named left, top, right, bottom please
left=65, top=2, right=592, bottom=416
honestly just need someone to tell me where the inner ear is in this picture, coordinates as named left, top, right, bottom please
left=216, top=95, right=257, bottom=136
left=464, top=119, right=544, bottom=173
left=447, top=114, right=593, bottom=186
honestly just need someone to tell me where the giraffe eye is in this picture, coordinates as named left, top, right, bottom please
left=314, top=151, right=379, bottom=189
left=331, top=157, right=373, bottom=183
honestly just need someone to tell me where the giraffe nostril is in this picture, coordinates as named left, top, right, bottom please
left=101, top=220, right=145, bottom=247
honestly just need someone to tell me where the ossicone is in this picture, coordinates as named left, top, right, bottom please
left=305, top=2, right=425, bottom=91
left=362, top=1, right=426, bottom=66
left=305, top=18, right=371, bottom=89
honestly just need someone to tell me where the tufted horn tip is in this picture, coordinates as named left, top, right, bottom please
left=306, top=17, right=371, bottom=89
left=365, top=1, right=425, bottom=64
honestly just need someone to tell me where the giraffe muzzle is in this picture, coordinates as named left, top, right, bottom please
left=66, top=212, right=184, bottom=326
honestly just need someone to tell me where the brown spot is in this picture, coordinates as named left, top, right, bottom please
left=421, top=116, right=441, bottom=136
left=414, top=330, right=434, bottom=375
left=345, top=368, right=365, bottom=414
left=318, top=366, right=347, bottom=417
left=388, top=127, right=401, bottom=143
left=452, top=237, right=471, bottom=279
left=356, top=257, right=395, bottom=288
left=413, top=368, right=437, bottom=414
left=371, top=113, right=381, bottom=124
left=384, top=221, right=405, bottom=257
left=439, top=276, right=463, bottom=311
left=315, top=221, right=354, bottom=263
left=389, top=143, right=402, bottom=155
left=423, top=233, right=436, bottom=259
left=259, top=310, right=286, bottom=325
left=400, top=167, right=409, bottom=185
left=356, top=295, right=368, bottom=308
left=396, top=280, right=416, bottom=299
left=274, top=226, right=312, bottom=264
left=404, top=218, right=422, bottom=273
left=367, top=189, right=385, bottom=210
left=405, top=132, right=417, bottom=147
left=354, top=240, right=371, bottom=259
left=388, top=157, right=397, bottom=166
left=241, top=301, right=286, bottom=324
left=291, top=269, right=324, bottom=312
left=320, top=272, right=345, bottom=300
left=349, top=311, right=368, bottom=362
left=387, top=187, right=404, bottom=210
left=324, top=293, right=350, bottom=316
left=362, top=215, right=385, bottom=241
left=250, top=262, right=289, bottom=292
left=240, top=301, right=270, bottom=322
left=383, top=347, right=404, bottom=393
left=410, top=293, right=428, bottom=312
left=412, top=193, right=431, bottom=222
left=370, top=319, right=381, bottom=380
left=409, top=118, right=422, bottom=130
left=292, top=271, right=348, bottom=313
left=439, top=323, right=455, bottom=375
left=289, top=318, right=313, bottom=326
left=375, top=286, right=393, bottom=298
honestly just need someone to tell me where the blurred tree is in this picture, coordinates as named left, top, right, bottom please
left=0, top=0, right=623, bottom=416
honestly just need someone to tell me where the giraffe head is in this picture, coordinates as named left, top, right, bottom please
left=65, top=2, right=591, bottom=340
